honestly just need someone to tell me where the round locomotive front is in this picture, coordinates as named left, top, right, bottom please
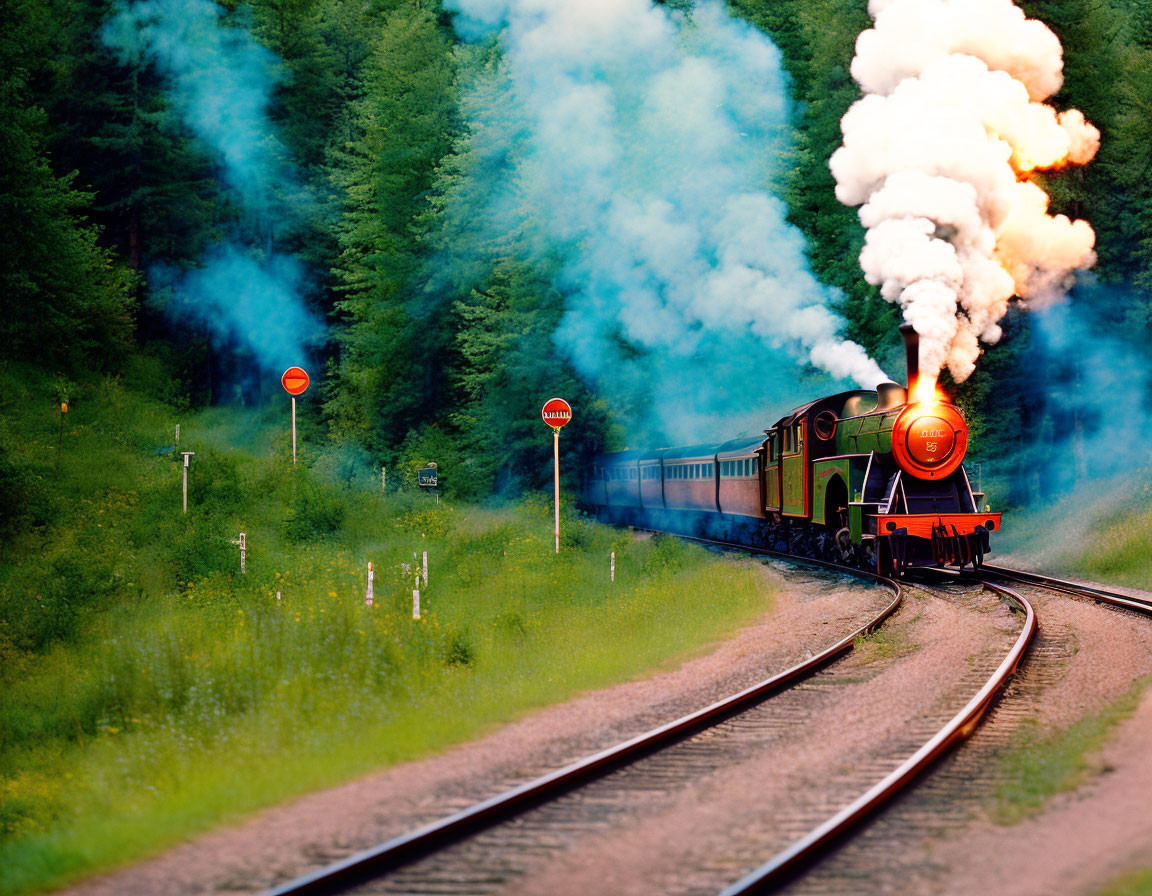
left=890, top=400, right=969, bottom=480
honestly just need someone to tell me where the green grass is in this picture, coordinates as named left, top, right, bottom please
left=990, top=677, right=1151, bottom=824
left=0, top=364, right=775, bottom=895
left=852, top=625, right=916, bottom=662
left=1094, top=869, right=1152, bottom=896
left=991, top=472, right=1152, bottom=589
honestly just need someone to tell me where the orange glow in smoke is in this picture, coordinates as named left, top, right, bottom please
left=910, top=373, right=945, bottom=408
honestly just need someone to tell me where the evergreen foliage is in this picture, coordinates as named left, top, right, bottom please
left=4, top=0, right=1152, bottom=498
left=0, top=0, right=136, bottom=371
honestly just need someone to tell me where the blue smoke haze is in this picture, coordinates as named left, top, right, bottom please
left=151, top=247, right=322, bottom=374
left=983, top=293, right=1152, bottom=562
left=440, top=0, right=887, bottom=444
left=103, top=0, right=322, bottom=376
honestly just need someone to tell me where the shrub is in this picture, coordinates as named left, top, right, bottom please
left=444, top=629, right=477, bottom=667
left=283, top=479, right=348, bottom=542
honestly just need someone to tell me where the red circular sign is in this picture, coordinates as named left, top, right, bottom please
left=281, top=367, right=310, bottom=396
left=541, top=397, right=572, bottom=429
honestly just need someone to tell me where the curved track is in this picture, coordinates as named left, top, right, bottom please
left=265, top=542, right=1042, bottom=896
left=266, top=553, right=902, bottom=896
left=978, top=564, right=1152, bottom=614
left=719, top=577, right=1035, bottom=894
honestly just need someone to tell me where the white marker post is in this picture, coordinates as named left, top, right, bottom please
left=281, top=367, right=310, bottom=466
left=365, top=562, right=374, bottom=606
left=422, top=551, right=428, bottom=587
left=413, top=576, right=421, bottom=619
left=540, top=398, right=573, bottom=554
left=181, top=451, right=195, bottom=515
left=611, top=551, right=615, bottom=583
left=239, top=532, right=247, bottom=574
left=382, top=466, right=386, bottom=493
left=175, top=423, right=180, bottom=446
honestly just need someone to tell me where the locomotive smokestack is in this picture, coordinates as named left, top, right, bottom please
left=900, top=323, right=920, bottom=393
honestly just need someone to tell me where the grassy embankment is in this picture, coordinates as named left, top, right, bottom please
left=991, top=472, right=1152, bottom=589
left=0, top=362, right=774, bottom=896
left=990, top=677, right=1151, bottom=824
left=1096, top=869, right=1152, bottom=896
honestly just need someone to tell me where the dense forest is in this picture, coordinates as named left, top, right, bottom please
left=4, top=0, right=1152, bottom=507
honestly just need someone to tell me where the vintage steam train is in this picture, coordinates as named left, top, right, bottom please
left=581, top=326, right=1000, bottom=574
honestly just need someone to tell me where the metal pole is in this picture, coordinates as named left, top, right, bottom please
left=554, top=428, right=560, bottom=554
left=291, top=396, right=297, bottom=466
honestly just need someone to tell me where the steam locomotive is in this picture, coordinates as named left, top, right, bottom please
left=581, top=325, right=1000, bottom=574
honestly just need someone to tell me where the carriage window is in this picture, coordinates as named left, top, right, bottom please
left=768, top=436, right=776, bottom=462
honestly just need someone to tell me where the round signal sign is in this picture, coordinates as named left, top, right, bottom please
left=541, top=397, right=572, bottom=430
left=281, top=367, right=310, bottom=396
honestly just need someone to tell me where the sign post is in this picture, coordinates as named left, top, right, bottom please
left=541, top=398, right=573, bottom=554
left=281, top=367, right=310, bottom=465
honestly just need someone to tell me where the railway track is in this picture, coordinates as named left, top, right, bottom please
left=976, top=564, right=1152, bottom=614
left=265, top=545, right=1037, bottom=896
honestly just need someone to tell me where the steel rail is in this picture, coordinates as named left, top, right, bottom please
left=718, top=580, right=1036, bottom=895
left=266, top=557, right=902, bottom=896
left=979, top=564, right=1152, bottom=614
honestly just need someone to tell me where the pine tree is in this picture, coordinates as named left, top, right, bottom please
left=0, top=0, right=136, bottom=370
left=326, top=5, right=458, bottom=452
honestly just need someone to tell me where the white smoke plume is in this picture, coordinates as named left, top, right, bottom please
left=832, top=0, right=1099, bottom=385
left=444, top=0, right=888, bottom=439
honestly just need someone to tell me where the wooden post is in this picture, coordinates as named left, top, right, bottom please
left=181, top=452, right=195, bottom=514
left=239, top=532, right=246, bottom=573
left=365, top=562, right=374, bottom=606
left=57, top=402, right=67, bottom=470
left=382, top=466, right=386, bottom=492
left=611, top=551, right=615, bottom=582
left=422, top=551, right=428, bottom=586
left=413, top=576, right=421, bottom=619
left=175, top=423, right=180, bottom=446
